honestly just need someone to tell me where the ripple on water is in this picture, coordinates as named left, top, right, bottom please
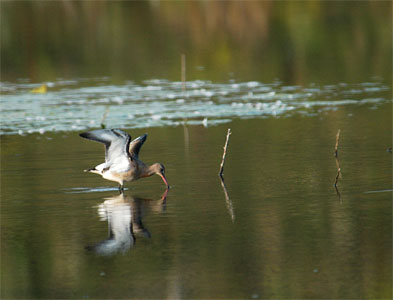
left=0, top=78, right=390, bottom=135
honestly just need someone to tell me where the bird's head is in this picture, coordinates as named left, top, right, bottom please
left=151, top=163, right=169, bottom=189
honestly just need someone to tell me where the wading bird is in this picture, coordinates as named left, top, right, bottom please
left=79, top=129, right=169, bottom=190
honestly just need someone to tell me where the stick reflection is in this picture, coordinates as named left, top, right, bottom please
left=219, top=175, right=235, bottom=222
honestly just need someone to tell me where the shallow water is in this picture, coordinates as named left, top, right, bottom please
left=1, top=2, right=392, bottom=298
left=1, top=100, right=391, bottom=298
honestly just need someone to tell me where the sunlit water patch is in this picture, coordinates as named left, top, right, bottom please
left=0, top=78, right=390, bottom=135
left=63, top=186, right=129, bottom=194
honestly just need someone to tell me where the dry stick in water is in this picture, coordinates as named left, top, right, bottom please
left=334, top=163, right=342, bottom=202
left=334, top=129, right=342, bottom=186
left=334, top=129, right=342, bottom=200
left=334, top=129, right=341, bottom=158
left=218, top=128, right=234, bottom=221
left=219, top=128, right=232, bottom=177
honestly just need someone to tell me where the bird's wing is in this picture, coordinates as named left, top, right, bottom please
left=80, top=129, right=131, bottom=164
left=129, top=134, right=147, bottom=159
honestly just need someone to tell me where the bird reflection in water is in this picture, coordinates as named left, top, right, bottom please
left=86, top=189, right=168, bottom=256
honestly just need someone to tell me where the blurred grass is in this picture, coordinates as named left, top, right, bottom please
left=1, top=1, right=391, bottom=84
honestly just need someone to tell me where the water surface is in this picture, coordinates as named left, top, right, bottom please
left=0, top=78, right=389, bottom=135
left=1, top=102, right=391, bottom=298
left=1, top=1, right=392, bottom=298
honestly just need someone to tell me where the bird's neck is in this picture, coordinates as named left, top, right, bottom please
left=141, top=165, right=156, bottom=178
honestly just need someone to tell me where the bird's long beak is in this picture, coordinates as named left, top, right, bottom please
left=159, top=173, right=170, bottom=189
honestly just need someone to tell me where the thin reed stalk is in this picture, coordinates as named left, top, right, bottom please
left=181, top=54, right=186, bottom=93
left=100, top=106, right=110, bottom=129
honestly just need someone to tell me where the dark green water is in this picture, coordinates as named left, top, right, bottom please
left=1, top=103, right=392, bottom=299
left=1, top=1, right=392, bottom=299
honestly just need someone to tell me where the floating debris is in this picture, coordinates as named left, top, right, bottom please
left=31, top=84, right=47, bottom=94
